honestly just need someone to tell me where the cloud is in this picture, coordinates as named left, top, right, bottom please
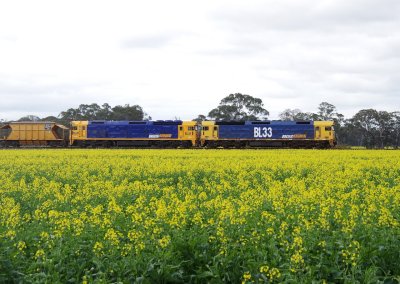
left=212, top=0, right=400, bottom=33
left=0, top=75, right=107, bottom=119
left=122, top=34, right=173, bottom=49
left=0, top=0, right=399, bottom=121
left=121, top=30, right=194, bottom=50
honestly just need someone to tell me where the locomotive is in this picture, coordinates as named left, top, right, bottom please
left=0, top=120, right=336, bottom=148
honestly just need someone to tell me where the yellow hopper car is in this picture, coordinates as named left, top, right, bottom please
left=0, top=122, right=69, bottom=147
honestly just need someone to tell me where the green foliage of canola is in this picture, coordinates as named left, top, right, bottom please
left=0, top=149, right=399, bottom=283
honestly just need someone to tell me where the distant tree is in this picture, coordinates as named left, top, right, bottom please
left=316, top=102, right=344, bottom=124
left=208, top=93, right=269, bottom=121
left=391, top=111, right=400, bottom=149
left=350, top=109, right=380, bottom=148
left=279, top=109, right=302, bottom=121
left=339, top=119, right=362, bottom=146
left=317, top=102, right=336, bottom=120
left=59, top=107, right=84, bottom=122
left=111, top=104, right=146, bottom=121
left=279, top=109, right=317, bottom=121
left=41, top=116, right=61, bottom=124
left=18, top=115, right=40, bottom=122
left=78, top=103, right=102, bottom=119
left=96, top=103, right=113, bottom=120
left=193, top=114, right=207, bottom=123
left=375, top=111, right=393, bottom=148
left=58, top=103, right=150, bottom=124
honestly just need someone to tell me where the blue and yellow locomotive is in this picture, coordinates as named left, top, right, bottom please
left=70, top=120, right=198, bottom=147
left=200, top=120, right=335, bottom=148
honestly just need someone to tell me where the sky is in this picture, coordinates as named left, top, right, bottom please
left=0, top=0, right=399, bottom=121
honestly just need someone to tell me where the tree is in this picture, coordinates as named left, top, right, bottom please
left=208, top=93, right=269, bottom=121
left=317, top=102, right=336, bottom=120
left=279, top=109, right=302, bottom=121
left=279, top=109, right=318, bottom=121
left=58, top=103, right=151, bottom=124
left=97, top=103, right=113, bottom=120
left=18, top=115, right=40, bottom=122
left=78, top=103, right=102, bottom=119
left=41, top=116, right=61, bottom=123
left=376, top=111, right=393, bottom=148
left=350, top=109, right=380, bottom=148
left=59, top=107, right=84, bottom=122
left=111, top=104, right=146, bottom=121
left=192, top=114, right=207, bottom=123
left=391, top=112, right=400, bottom=149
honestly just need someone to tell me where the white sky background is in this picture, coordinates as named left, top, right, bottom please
left=0, top=0, right=399, bottom=121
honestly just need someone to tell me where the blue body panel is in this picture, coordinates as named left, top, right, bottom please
left=87, top=121, right=180, bottom=139
left=217, top=121, right=314, bottom=139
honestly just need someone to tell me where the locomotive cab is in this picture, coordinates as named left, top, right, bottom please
left=178, top=121, right=198, bottom=147
left=200, top=121, right=218, bottom=146
left=314, top=121, right=336, bottom=147
left=70, top=121, right=88, bottom=146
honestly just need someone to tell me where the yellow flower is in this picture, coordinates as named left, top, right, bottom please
left=158, top=235, right=171, bottom=248
left=17, top=241, right=27, bottom=251
left=104, top=228, right=121, bottom=246
left=35, top=249, right=45, bottom=260
left=242, top=271, right=251, bottom=282
left=260, top=265, right=269, bottom=273
left=93, top=242, right=104, bottom=256
left=268, top=268, right=281, bottom=281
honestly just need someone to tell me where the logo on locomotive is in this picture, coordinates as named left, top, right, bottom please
left=149, top=134, right=172, bottom=138
left=281, top=134, right=307, bottom=139
left=254, top=127, right=273, bottom=138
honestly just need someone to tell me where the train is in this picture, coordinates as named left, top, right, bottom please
left=0, top=120, right=336, bottom=148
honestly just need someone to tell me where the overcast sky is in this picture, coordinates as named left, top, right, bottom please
left=0, top=0, right=399, bottom=121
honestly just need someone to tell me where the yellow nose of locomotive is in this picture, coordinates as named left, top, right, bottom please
left=70, top=121, right=88, bottom=146
left=314, top=121, right=336, bottom=147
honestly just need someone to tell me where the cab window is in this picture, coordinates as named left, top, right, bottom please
left=203, top=126, right=209, bottom=131
left=325, top=126, right=332, bottom=131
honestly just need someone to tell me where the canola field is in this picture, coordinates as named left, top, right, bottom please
left=0, top=149, right=399, bottom=283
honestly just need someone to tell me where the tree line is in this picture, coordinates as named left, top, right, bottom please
left=1, top=93, right=399, bottom=148
left=0, top=103, right=151, bottom=127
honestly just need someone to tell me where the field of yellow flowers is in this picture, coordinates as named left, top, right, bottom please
left=0, top=149, right=399, bottom=283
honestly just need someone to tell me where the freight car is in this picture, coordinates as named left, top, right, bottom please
left=0, top=122, right=69, bottom=147
left=200, top=120, right=335, bottom=148
left=70, top=120, right=198, bottom=147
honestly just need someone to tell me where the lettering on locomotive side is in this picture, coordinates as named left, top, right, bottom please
left=254, top=127, right=273, bottom=138
left=149, top=134, right=172, bottom=138
left=282, top=134, right=307, bottom=139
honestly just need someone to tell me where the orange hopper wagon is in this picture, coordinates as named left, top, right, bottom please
left=0, top=121, right=69, bottom=147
